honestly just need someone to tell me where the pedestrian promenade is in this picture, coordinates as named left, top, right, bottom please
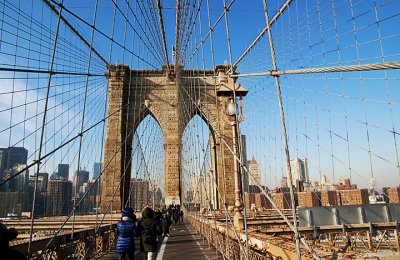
left=100, top=222, right=223, bottom=260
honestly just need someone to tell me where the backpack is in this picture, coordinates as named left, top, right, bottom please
left=141, top=220, right=156, bottom=244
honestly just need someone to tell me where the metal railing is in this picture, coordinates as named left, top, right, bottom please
left=11, top=224, right=117, bottom=259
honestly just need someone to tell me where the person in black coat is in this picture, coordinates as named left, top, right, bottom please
left=138, top=207, right=162, bottom=260
left=115, top=207, right=139, bottom=260
left=0, top=221, right=25, bottom=260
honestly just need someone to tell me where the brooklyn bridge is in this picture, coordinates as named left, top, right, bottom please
left=0, top=0, right=400, bottom=259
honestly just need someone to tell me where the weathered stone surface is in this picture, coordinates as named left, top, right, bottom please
left=100, top=65, right=245, bottom=212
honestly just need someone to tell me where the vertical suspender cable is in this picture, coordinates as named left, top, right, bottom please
left=72, top=0, right=99, bottom=240
left=260, top=0, right=302, bottom=259
left=175, top=0, right=182, bottom=74
left=28, top=0, right=64, bottom=255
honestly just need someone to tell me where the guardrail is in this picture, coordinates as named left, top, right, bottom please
left=186, top=213, right=309, bottom=260
left=11, top=224, right=117, bottom=259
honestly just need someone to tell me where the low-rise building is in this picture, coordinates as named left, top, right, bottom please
left=338, top=189, right=369, bottom=205
left=297, top=191, right=320, bottom=207
left=320, top=190, right=339, bottom=206
left=244, top=192, right=255, bottom=210
left=255, top=193, right=272, bottom=209
left=271, top=192, right=293, bottom=209
left=388, top=187, right=400, bottom=203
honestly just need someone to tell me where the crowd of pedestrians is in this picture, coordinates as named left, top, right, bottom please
left=115, top=204, right=184, bottom=260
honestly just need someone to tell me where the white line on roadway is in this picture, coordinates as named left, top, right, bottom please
left=156, top=236, right=169, bottom=260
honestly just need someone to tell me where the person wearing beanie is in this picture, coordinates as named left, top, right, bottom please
left=115, top=207, right=139, bottom=260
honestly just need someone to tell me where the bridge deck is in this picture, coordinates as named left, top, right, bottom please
left=100, top=222, right=223, bottom=260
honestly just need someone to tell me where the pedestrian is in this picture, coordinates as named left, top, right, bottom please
left=173, top=207, right=179, bottom=225
left=179, top=209, right=184, bottom=223
left=162, top=210, right=172, bottom=236
left=0, top=221, right=25, bottom=259
left=154, top=210, right=163, bottom=236
left=115, top=207, right=139, bottom=260
left=138, top=207, right=162, bottom=260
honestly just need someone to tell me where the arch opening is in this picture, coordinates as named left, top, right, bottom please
left=181, top=114, right=218, bottom=210
left=128, top=114, right=164, bottom=212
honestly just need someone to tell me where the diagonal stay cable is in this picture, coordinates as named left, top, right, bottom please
left=184, top=0, right=236, bottom=66
left=0, top=97, right=130, bottom=187
left=156, top=0, right=171, bottom=74
left=175, top=0, right=182, bottom=74
left=42, top=0, right=108, bottom=65
left=28, top=0, right=64, bottom=255
left=228, top=0, right=292, bottom=73
left=48, top=0, right=159, bottom=69
left=111, top=0, right=164, bottom=66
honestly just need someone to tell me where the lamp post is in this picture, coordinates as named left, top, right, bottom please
left=227, top=99, right=244, bottom=230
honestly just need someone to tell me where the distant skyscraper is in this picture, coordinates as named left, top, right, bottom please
left=290, top=158, right=309, bottom=184
left=46, top=179, right=72, bottom=216
left=247, top=155, right=261, bottom=186
left=9, top=164, right=29, bottom=192
left=78, top=179, right=100, bottom=213
left=0, top=148, right=7, bottom=180
left=29, top=172, right=49, bottom=192
left=58, top=164, right=69, bottom=180
left=93, top=162, right=102, bottom=180
left=0, top=147, right=28, bottom=181
left=73, top=169, right=89, bottom=192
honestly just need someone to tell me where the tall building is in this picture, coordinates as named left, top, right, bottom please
left=46, top=179, right=72, bottom=216
left=7, top=164, right=29, bottom=192
left=93, top=162, right=102, bottom=180
left=0, top=148, right=7, bottom=181
left=0, top=147, right=28, bottom=181
left=79, top=179, right=100, bottom=213
left=28, top=172, right=49, bottom=192
left=247, top=155, right=261, bottom=186
left=290, top=158, right=309, bottom=184
left=129, top=179, right=149, bottom=211
left=73, top=169, right=89, bottom=192
left=58, top=164, right=69, bottom=180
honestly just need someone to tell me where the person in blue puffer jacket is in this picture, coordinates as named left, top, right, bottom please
left=115, top=207, right=139, bottom=260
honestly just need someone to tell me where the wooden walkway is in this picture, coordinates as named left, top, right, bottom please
left=100, top=222, right=223, bottom=260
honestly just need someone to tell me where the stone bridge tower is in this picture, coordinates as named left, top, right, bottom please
left=101, top=64, right=247, bottom=212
